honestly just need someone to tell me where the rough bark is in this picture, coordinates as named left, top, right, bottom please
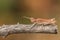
left=0, top=23, right=58, bottom=38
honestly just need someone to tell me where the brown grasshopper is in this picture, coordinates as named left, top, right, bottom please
left=23, top=16, right=56, bottom=29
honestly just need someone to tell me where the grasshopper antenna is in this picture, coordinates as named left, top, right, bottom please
left=23, top=16, right=31, bottom=19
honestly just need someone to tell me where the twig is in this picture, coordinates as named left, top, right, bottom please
left=0, top=23, right=58, bottom=38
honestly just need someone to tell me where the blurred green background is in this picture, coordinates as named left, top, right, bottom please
left=0, top=0, right=60, bottom=24
left=0, top=0, right=60, bottom=25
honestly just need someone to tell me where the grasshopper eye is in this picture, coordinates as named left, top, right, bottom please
left=51, top=18, right=55, bottom=21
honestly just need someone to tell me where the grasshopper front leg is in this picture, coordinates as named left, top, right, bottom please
left=30, top=23, right=37, bottom=30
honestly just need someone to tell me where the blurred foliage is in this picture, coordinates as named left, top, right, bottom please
left=0, top=0, right=60, bottom=25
